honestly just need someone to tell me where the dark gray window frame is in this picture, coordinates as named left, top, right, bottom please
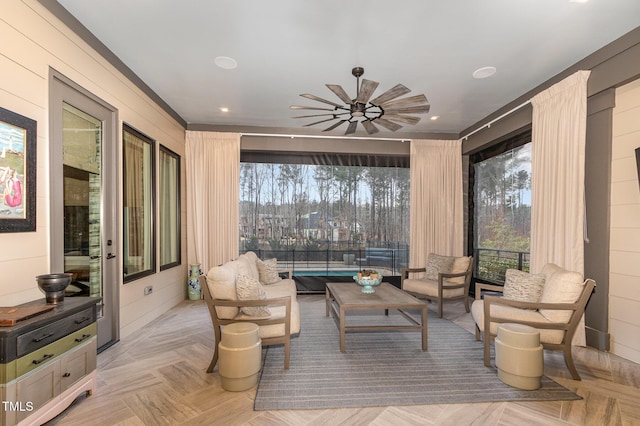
left=159, top=144, right=181, bottom=271
left=123, top=124, right=156, bottom=282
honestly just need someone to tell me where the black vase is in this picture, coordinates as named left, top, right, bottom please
left=36, top=273, right=72, bottom=304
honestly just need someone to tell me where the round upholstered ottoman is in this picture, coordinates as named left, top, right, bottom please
left=218, top=322, right=262, bottom=391
left=495, top=323, right=543, bottom=390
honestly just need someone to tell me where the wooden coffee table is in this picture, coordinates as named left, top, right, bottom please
left=325, top=282, right=428, bottom=352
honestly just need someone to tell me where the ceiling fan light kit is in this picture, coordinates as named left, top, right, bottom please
left=291, top=67, right=430, bottom=135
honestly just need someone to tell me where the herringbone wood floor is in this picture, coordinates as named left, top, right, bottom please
left=49, top=295, right=640, bottom=426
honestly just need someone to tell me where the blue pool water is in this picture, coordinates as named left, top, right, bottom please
left=293, top=270, right=359, bottom=277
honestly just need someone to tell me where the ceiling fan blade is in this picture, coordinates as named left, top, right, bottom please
left=361, top=120, right=379, bottom=135
left=383, top=114, right=422, bottom=125
left=323, top=120, right=348, bottom=132
left=326, top=84, right=353, bottom=104
left=290, top=105, right=336, bottom=111
left=303, top=117, right=340, bottom=127
left=383, top=105, right=431, bottom=114
left=356, top=79, right=380, bottom=104
left=292, top=112, right=349, bottom=119
left=345, top=121, right=358, bottom=135
left=380, top=94, right=429, bottom=109
left=369, top=84, right=411, bottom=106
left=300, top=93, right=344, bottom=108
left=373, top=118, right=403, bottom=131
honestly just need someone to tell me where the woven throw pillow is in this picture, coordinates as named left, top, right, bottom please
left=424, top=253, right=455, bottom=281
left=503, top=269, right=545, bottom=304
left=236, top=274, right=271, bottom=317
left=257, top=258, right=282, bottom=285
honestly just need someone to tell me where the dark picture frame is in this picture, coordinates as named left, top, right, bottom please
left=636, top=147, right=640, bottom=190
left=0, top=106, right=36, bottom=232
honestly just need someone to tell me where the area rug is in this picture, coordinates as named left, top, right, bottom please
left=254, top=299, right=581, bottom=410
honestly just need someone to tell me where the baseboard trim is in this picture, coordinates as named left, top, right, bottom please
left=586, top=326, right=610, bottom=351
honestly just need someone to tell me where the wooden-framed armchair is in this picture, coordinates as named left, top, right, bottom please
left=401, top=255, right=474, bottom=318
left=471, top=265, right=596, bottom=380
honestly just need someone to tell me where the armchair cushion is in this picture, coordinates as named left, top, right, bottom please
left=257, top=258, right=282, bottom=285
left=448, top=256, right=472, bottom=284
left=402, top=278, right=466, bottom=298
left=236, top=274, right=271, bottom=317
left=503, top=269, right=545, bottom=304
left=539, top=263, right=584, bottom=322
left=424, top=253, right=455, bottom=280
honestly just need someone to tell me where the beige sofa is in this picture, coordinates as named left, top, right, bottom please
left=202, top=251, right=300, bottom=370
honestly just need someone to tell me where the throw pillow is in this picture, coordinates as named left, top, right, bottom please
left=503, top=269, right=545, bottom=304
left=236, top=274, right=271, bottom=317
left=257, top=258, right=282, bottom=285
left=446, top=256, right=471, bottom=285
left=539, top=265, right=584, bottom=323
left=424, top=253, right=455, bottom=281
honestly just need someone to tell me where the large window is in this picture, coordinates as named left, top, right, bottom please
left=239, top=156, right=410, bottom=280
left=159, top=145, right=181, bottom=270
left=123, top=125, right=155, bottom=281
left=470, top=131, right=531, bottom=284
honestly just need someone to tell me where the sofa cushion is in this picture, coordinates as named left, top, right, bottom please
left=539, top=263, right=584, bottom=323
left=236, top=274, right=271, bottom=317
left=207, top=261, right=239, bottom=319
left=257, top=258, right=282, bottom=285
left=447, top=256, right=471, bottom=285
left=237, top=254, right=258, bottom=282
left=241, top=252, right=259, bottom=279
left=503, top=269, right=545, bottom=304
left=263, top=279, right=297, bottom=300
left=236, top=300, right=301, bottom=339
left=471, top=299, right=564, bottom=344
left=424, top=253, right=454, bottom=280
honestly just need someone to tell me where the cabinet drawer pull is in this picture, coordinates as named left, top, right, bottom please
left=75, top=317, right=91, bottom=325
left=32, top=353, right=54, bottom=365
left=62, top=372, right=71, bottom=378
left=33, top=333, right=55, bottom=343
left=75, top=334, right=91, bottom=343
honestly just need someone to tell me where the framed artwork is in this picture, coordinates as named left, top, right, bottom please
left=636, top=147, right=640, bottom=191
left=0, top=106, right=37, bottom=232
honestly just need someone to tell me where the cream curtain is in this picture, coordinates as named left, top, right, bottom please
left=530, top=70, right=590, bottom=345
left=409, top=139, right=464, bottom=269
left=159, top=149, right=178, bottom=266
left=186, top=131, right=240, bottom=272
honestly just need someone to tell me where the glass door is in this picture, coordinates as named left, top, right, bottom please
left=62, top=103, right=103, bottom=307
left=50, top=72, right=118, bottom=349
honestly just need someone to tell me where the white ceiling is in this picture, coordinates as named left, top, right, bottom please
left=57, top=0, right=640, bottom=138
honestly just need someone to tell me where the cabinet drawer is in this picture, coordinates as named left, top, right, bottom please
left=15, top=359, right=61, bottom=423
left=16, top=324, right=96, bottom=377
left=16, top=307, right=95, bottom=357
left=61, top=337, right=96, bottom=391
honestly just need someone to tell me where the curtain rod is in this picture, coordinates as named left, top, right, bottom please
left=460, top=100, right=531, bottom=141
left=239, top=132, right=410, bottom=143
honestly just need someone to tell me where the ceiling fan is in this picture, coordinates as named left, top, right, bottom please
left=290, top=67, right=430, bottom=135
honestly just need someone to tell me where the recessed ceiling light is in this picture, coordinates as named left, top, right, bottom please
left=219, top=107, right=229, bottom=113
left=214, top=56, right=238, bottom=70
left=430, top=116, right=439, bottom=121
left=569, top=0, right=588, bottom=3
left=472, top=66, right=497, bottom=79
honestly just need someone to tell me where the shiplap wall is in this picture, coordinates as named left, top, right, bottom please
left=610, top=77, right=640, bottom=363
left=0, top=1, right=187, bottom=339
